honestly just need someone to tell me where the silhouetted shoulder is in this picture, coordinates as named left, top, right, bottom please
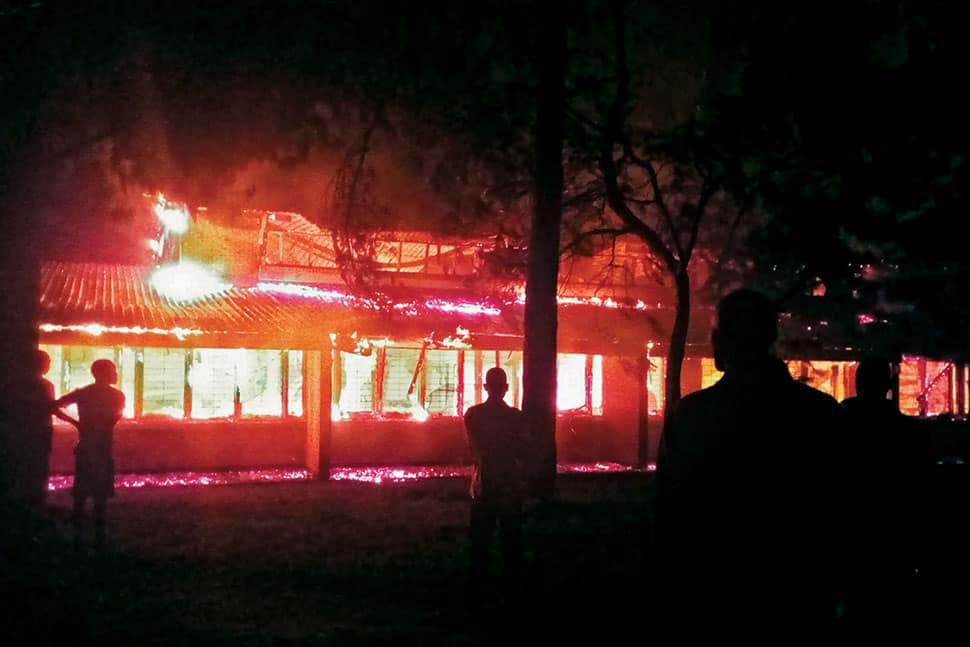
left=671, top=382, right=723, bottom=415
left=792, top=380, right=842, bottom=409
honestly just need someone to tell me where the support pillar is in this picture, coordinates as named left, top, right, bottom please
left=304, top=348, right=333, bottom=480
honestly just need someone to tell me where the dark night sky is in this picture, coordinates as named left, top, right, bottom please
left=2, top=1, right=966, bottom=283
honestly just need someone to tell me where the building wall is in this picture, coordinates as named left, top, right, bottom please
left=50, top=419, right=306, bottom=473
left=49, top=414, right=647, bottom=473
left=46, top=339, right=962, bottom=474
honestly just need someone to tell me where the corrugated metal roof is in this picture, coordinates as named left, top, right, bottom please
left=39, top=261, right=354, bottom=348
left=38, top=261, right=701, bottom=353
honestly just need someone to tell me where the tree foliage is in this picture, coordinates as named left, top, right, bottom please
left=706, top=0, right=969, bottom=360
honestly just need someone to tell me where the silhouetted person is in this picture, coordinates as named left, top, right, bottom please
left=840, top=356, right=932, bottom=630
left=0, top=349, right=57, bottom=511
left=21, top=349, right=56, bottom=509
left=54, top=359, right=125, bottom=546
left=655, top=289, right=848, bottom=637
left=463, top=367, right=531, bottom=606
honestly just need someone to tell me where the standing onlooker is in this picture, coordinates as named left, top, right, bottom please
left=54, top=359, right=125, bottom=546
left=463, top=366, right=532, bottom=606
left=22, top=349, right=56, bottom=509
left=841, top=356, right=932, bottom=629
left=1, top=349, right=56, bottom=511
left=655, top=289, right=849, bottom=637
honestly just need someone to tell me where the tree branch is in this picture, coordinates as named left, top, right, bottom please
left=621, top=144, right=679, bottom=253
left=564, top=105, right=601, bottom=135
left=561, top=226, right=633, bottom=256
left=600, top=0, right=679, bottom=275
left=681, top=182, right=717, bottom=267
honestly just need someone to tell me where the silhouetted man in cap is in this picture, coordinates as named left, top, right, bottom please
left=655, top=289, right=848, bottom=637
left=463, top=366, right=531, bottom=605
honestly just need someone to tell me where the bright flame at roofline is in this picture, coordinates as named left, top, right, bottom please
left=152, top=192, right=191, bottom=235
left=150, top=260, right=232, bottom=303
left=257, top=282, right=368, bottom=307
left=258, top=282, right=649, bottom=313
left=516, top=293, right=649, bottom=310
left=39, top=322, right=202, bottom=340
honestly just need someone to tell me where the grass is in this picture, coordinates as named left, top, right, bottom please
left=4, top=473, right=654, bottom=645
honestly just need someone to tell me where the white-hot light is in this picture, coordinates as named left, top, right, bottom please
left=152, top=192, right=191, bottom=234
left=428, top=326, right=473, bottom=349
left=423, top=299, right=501, bottom=316
left=411, top=402, right=430, bottom=422
left=150, top=260, right=231, bottom=303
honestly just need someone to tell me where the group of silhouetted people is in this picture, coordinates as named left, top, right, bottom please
left=654, top=289, right=936, bottom=637
left=1, top=353, right=125, bottom=547
left=463, top=288, right=940, bottom=635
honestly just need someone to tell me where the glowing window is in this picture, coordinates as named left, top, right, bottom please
left=339, top=351, right=376, bottom=415
left=189, top=349, right=236, bottom=418
left=61, top=345, right=120, bottom=419
left=287, top=351, right=303, bottom=416
left=425, top=349, right=459, bottom=415
left=38, top=344, right=63, bottom=398
left=52, top=345, right=137, bottom=419
left=382, top=348, right=422, bottom=416
left=900, top=358, right=957, bottom=417
left=64, top=345, right=115, bottom=393
left=785, top=360, right=854, bottom=401
left=500, top=351, right=522, bottom=408
left=557, top=353, right=587, bottom=411
left=118, top=347, right=137, bottom=418
left=238, top=350, right=282, bottom=416
left=463, top=352, right=478, bottom=413
left=143, top=348, right=186, bottom=417
left=700, top=357, right=723, bottom=389
left=646, top=356, right=664, bottom=414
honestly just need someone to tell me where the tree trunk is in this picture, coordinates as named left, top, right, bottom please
left=522, top=10, right=565, bottom=499
left=663, top=268, right=690, bottom=431
left=0, top=171, right=42, bottom=501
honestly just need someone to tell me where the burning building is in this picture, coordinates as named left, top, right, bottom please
left=37, top=200, right=969, bottom=476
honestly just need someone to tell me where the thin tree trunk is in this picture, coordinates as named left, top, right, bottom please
left=663, top=268, right=690, bottom=430
left=0, top=168, right=42, bottom=501
left=522, top=9, right=565, bottom=499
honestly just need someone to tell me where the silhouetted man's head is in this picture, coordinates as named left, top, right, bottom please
left=91, top=359, right=118, bottom=385
left=712, top=289, right=779, bottom=371
left=34, top=349, right=51, bottom=376
left=484, top=367, right=509, bottom=400
left=855, top=356, right=892, bottom=399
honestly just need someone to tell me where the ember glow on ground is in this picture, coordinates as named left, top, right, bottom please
left=47, top=462, right=655, bottom=490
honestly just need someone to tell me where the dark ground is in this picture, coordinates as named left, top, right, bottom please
left=3, top=466, right=969, bottom=645
left=2, top=473, right=653, bottom=646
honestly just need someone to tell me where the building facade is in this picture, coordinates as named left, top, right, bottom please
left=38, top=209, right=969, bottom=475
